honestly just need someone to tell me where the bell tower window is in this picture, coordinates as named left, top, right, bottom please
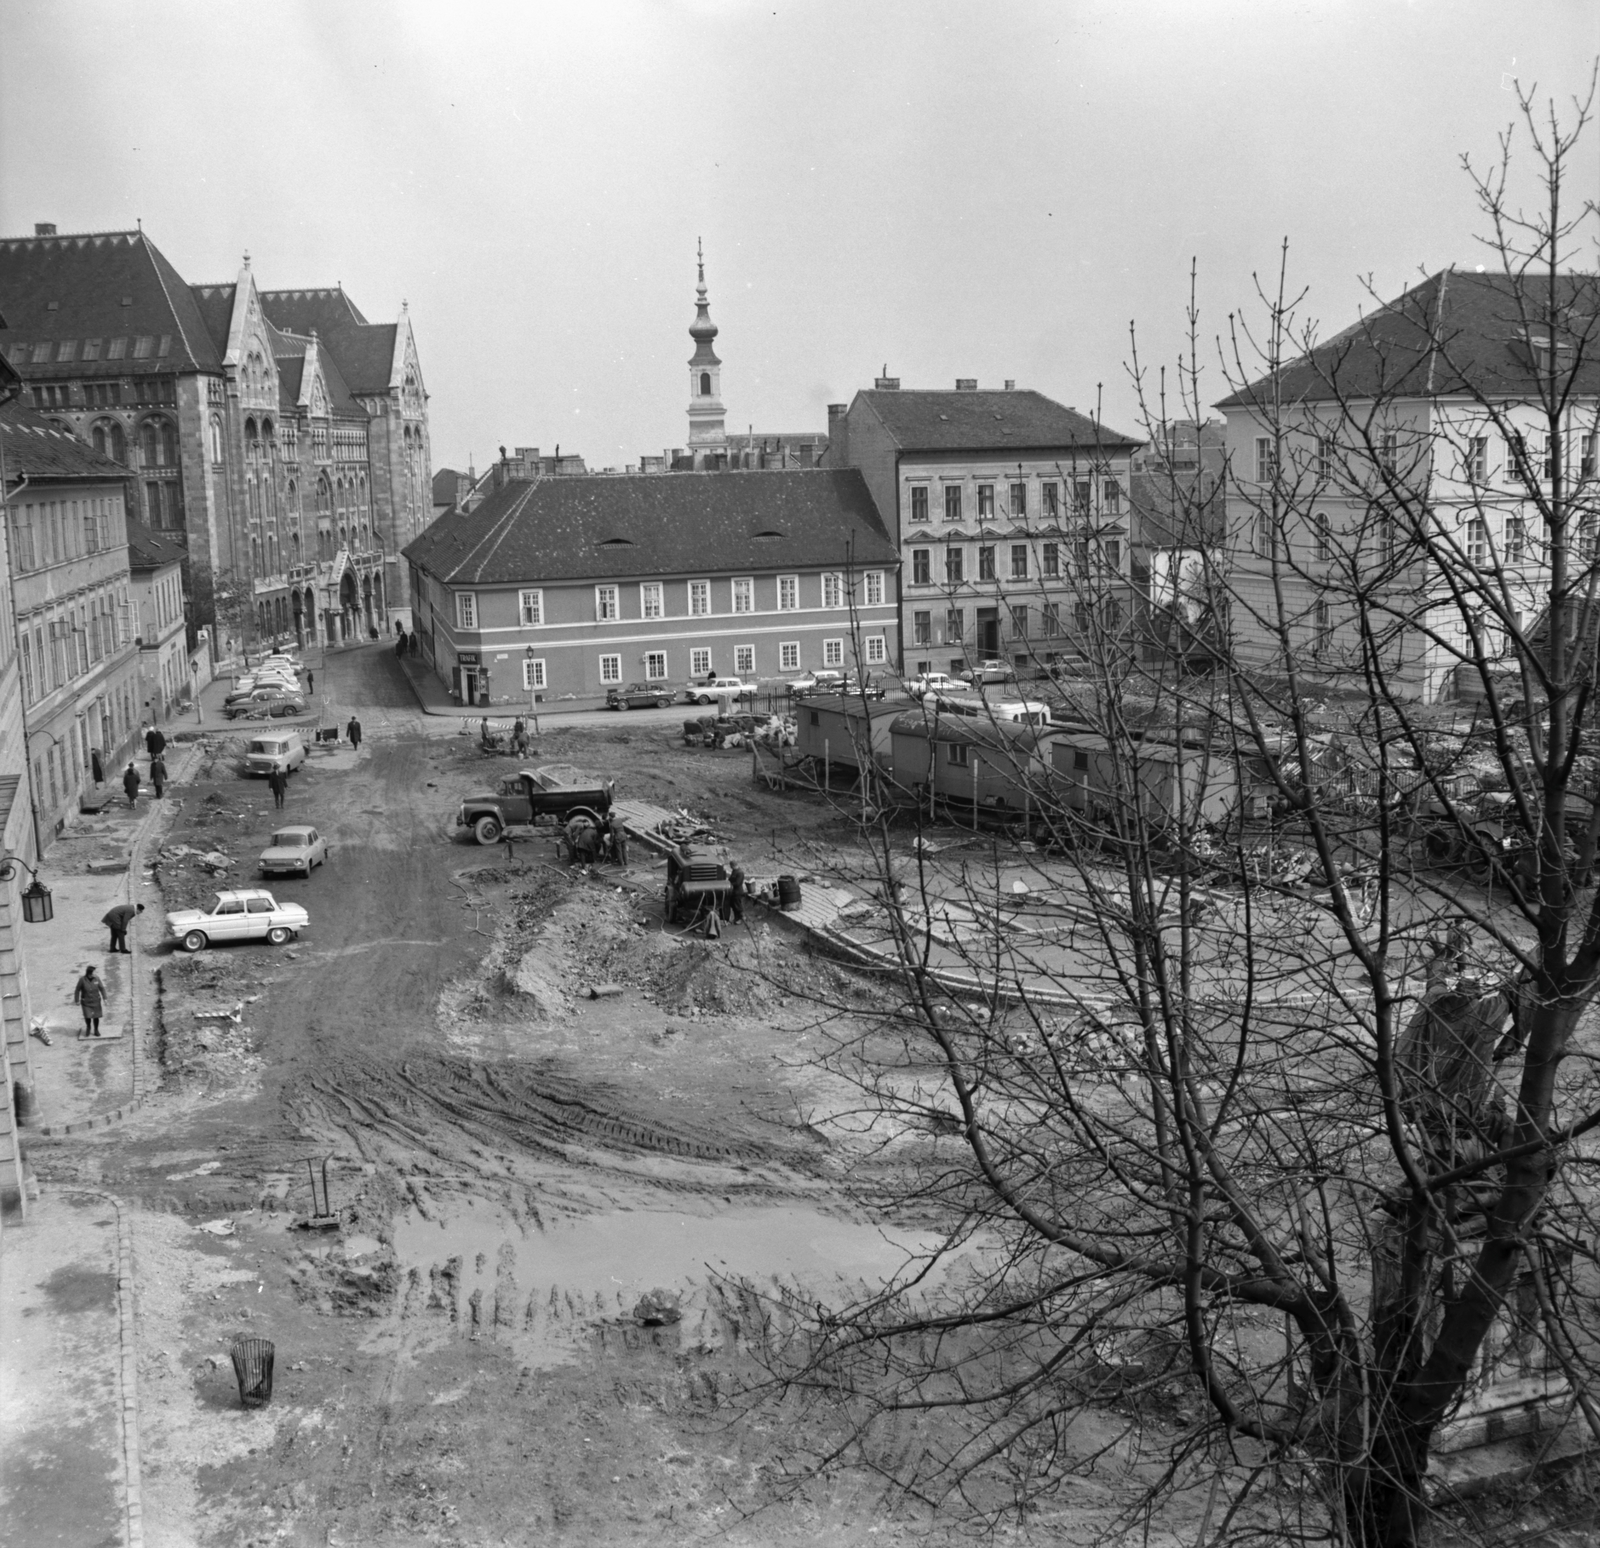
left=700, top=372, right=711, bottom=397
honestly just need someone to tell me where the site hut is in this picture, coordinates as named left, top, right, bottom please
left=1048, top=730, right=1240, bottom=832
left=887, top=711, right=1051, bottom=821
left=793, top=697, right=903, bottom=786
left=402, top=468, right=899, bottom=707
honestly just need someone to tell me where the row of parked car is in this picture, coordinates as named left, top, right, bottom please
left=605, top=661, right=1018, bottom=712
left=223, top=652, right=309, bottom=720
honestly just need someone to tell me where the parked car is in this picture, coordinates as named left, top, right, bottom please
left=606, top=682, right=676, bottom=710
left=227, top=691, right=306, bottom=721
left=685, top=676, right=755, bottom=706
left=789, top=670, right=845, bottom=694
left=244, top=733, right=308, bottom=776
left=165, top=889, right=309, bottom=952
left=258, top=824, right=328, bottom=877
left=226, top=676, right=299, bottom=701
left=904, top=671, right=964, bottom=698
left=961, top=659, right=1019, bottom=685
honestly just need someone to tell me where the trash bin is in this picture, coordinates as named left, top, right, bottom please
left=230, top=1336, right=275, bottom=1408
left=777, top=875, right=802, bottom=911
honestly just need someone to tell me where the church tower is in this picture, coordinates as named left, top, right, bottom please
left=686, top=239, right=727, bottom=467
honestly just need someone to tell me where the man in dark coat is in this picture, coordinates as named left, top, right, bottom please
left=347, top=715, right=362, bottom=750
left=91, top=747, right=105, bottom=784
left=150, top=753, right=168, bottom=799
left=306, top=668, right=315, bottom=696
left=605, top=810, right=627, bottom=868
left=267, top=767, right=287, bottom=809
left=74, top=964, right=105, bottom=1037
left=145, top=725, right=166, bottom=758
left=121, top=764, right=140, bottom=807
left=728, top=864, right=746, bottom=923
left=103, top=902, right=143, bottom=953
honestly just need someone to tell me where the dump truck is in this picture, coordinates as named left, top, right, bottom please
left=455, top=765, right=613, bottom=845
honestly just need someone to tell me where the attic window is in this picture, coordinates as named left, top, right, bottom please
left=45, top=300, right=59, bottom=312
left=598, top=536, right=634, bottom=547
left=120, top=296, right=133, bottom=307
left=752, top=528, right=785, bottom=540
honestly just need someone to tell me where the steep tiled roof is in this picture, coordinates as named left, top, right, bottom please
left=405, top=469, right=897, bottom=586
left=260, top=288, right=398, bottom=395
left=0, top=398, right=132, bottom=481
left=855, top=388, right=1139, bottom=452
left=1217, top=269, right=1600, bottom=408
left=432, top=468, right=463, bottom=507
left=124, top=514, right=185, bottom=571
left=187, top=282, right=237, bottom=360
left=0, top=230, right=224, bottom=375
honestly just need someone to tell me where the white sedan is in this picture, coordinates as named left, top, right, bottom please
left=257, top=825, right=328, bottom=878
left=166, top=889, right=309, bottom=952
left=904, top=671, right=964, bottom=697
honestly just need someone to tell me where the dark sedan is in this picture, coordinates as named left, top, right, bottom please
left=606, top=682, right=676, bottom=710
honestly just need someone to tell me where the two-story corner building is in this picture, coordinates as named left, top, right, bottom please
left=826, top=378, right=1140, bottom=676
left=403, top=469, right=900, bottom=706
left=1216, top=269, right=1600, bottom=702
left=125, top=516, right=188, bottom=723
left=0, top=400, right=141, bottom=840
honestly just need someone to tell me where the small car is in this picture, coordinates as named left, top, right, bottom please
left=961, top=659, right=1019, bottom=685
left=258, top=824, right=328, bottom=877
left=788, top=670, right=845, bottom=694
left=245, top=732, right=307, bottom=776
left=226, top=678, right=298, bottom=703
left=606, top=682, right=676, bottom=710
left=904, top=671, right=964, bottom=697
left=686, top=676, right=755, bottom=705
left=165, top=889, right=309, bottom=952
left=227, top=691, right=306, bottom=721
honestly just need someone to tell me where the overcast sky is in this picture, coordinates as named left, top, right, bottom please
left=2, top=1, right=1596, bottom=472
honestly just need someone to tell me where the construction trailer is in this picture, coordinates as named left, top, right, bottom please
left=793, top=698, right=903, bottom=783
left=1049, top=731, right=1239, bottom=832
left=888, top=712, right=1052, bottom=821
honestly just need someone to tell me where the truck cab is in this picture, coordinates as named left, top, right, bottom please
left=456, top=765, right=613, bottom=845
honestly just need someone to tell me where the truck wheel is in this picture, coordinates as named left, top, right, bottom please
left=474, top=815, right=502, bottom=845
left=182, top=930, right=208, bottom=953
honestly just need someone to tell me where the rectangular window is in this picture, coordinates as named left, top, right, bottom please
left=946, top=607, right=964, bottom=642
left=944, top=485, right=963, bottom=523
left=1465, top=517, right=1489, bottom=567
left=1313, top=599, right=1332, bottom=659
left=978, top=546, right=995, bottom=581
left=19, top=636, right=31, bottom=705
left=689, top=580, right=710, bottom=616
left=456, top=592, right=477, bottom=628
left=823, top=572, right=843, bottom=608
left=1042, top=541, right=1059, bottom=578
left=1042, top=482, right=1059, bottom=519
left=825, top=636, right=846, bottom=665
left=1316, top=437, right=1334, bottom=479
left=732, top=577, right=753, bottom=613
left=599, top=654, right=622, bottom=684
left=1009, top=481, right=1026, bottom=517
left=1314, top=514, right=1331, bottom=561
left=1504, top=516, right=1526, bottom=565
left=1010, top=544, right=1028, bottom=580
left=1583, top=433, right=1598, bottom=480
left=977, top=483, right=994, bottom=518
left=595, top=585, right=619, bottom=621
left=946, top=547, right=964, bottom=584
left=1544, top=433, right=1557, bottom=481
left=864, top=571, right=884, bottom=606
left=947, top=741, right=969, bottom=767
left=1042, top=602, right=1060, bottom=637
left=644, top=651, right=667, bottom=680
left=522, top=657, right=546, bottom=691
left=1104, top=537, right=1121, bottom=571
left=1255, top=437, right=1277, bottom=483
left=1009, top=604, right=1028, bottom=638
left=690, top=647, right=712, bottom=677
left=778, top=575, right=799, bottom=611
left=912, top=548, right=931, bottom=586
left=864, top=636, right=887, bottom=664
left=519, top=589, right=543, bottom=626
left=1104, top=480, right=1122, bottom=516
left=912, top=612, right=931, bottom=647
left=641, top=582, right=664, bottom=619
left=1380, top=431, right=1399, bottom=473
left=1073, top=481, right=1092, bottom=513
left=910, top=486, right=929, bottom=524
left=1465, top=436, right=1488, bottom=482
left=735, top=644, right=755, bottom=675
left=1074, top=600, right=1091, bottom=632
left=779, top=641, right=800, bottom=671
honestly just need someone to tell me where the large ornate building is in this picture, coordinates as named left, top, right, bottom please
left=0, top=225, right=432, bottom=652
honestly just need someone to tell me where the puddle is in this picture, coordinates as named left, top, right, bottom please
left=392, top=1200, right=950, bottom=1365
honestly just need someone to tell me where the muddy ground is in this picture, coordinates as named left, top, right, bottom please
left=27, top=649, right=1598, bottom=1547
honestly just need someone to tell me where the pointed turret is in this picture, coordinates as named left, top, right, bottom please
left=686, top=239, right=727, bottom=465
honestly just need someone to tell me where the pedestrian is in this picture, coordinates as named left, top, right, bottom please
left=268, top=767, right=287, bottom=809
left=151, top=753, right=168, bottom=800
left=606, top=810, right=628, bottom=868
left=306, top=669, right=315, bottom=696
left=121, top=763, right=140, bottom=807
left=346, top=715, right=362, bottom=750
left=409, top=633, right=419, bottom=658
left=395, top=630, right=407, bottom=658
left=74, top=964, right=105, bottom=1038
left=145, top=725, right=166, bottom=758
left=102, top=902, right=143, bottom=954
left=728, top=863, right=746, bottom=923
left=91, top=747, right=104, bottom=784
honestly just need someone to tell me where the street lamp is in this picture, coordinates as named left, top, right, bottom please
left=0, top=856, right=54, bottom=924
left=525, top=646, right=537, bottom=723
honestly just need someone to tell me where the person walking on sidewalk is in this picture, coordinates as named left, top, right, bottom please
left=145, top=725, right=166, bottom=759
left=74, top=964, right=106, bottom=1037
left=267, top=767, right=287, bottom=809
left=346, top=715, right=362, bottom=751
left=103, top=902, right=143, bottom=954
left=307, top=668, right=314, bottom=696
left=151, top=753, right=168, bottom=799
left=91, top=747, right=104, bottom=784
left=121, top=763, right=140, bottom=807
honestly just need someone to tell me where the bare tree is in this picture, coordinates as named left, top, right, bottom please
left=761, top=79, right=1600, bottom=1548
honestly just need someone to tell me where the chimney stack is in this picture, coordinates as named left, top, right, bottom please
left=34, top=223, right=56, bottom=237
left=955, top=378, right=977, bottom=391
left=1003, top=379, right=1016, bottom=391
left=827, top=402, right=850, bottom=468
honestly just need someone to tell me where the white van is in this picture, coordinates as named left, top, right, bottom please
left=245, top=732, right=308, bottom=777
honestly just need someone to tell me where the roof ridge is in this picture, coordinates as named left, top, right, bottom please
left=459, top=480, right=539, bottom=583
left=0, top=229, right=142, bottom=244
left=139, top=231, right=200, bottom=371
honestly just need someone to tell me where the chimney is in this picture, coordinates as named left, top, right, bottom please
left=34, top=222, right=56, bottom=237
left=827, top=403, right=850, bottom=467
left=873, top=365, right=900, bottom=390
left=955, top=378, right=978, bottom=391
left=1003, top=379, right=1015, bottom=391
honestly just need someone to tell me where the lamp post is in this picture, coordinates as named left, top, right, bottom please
left=0, top=856, right=54, bottom=924
left=525, top=646, right=537, bottom=727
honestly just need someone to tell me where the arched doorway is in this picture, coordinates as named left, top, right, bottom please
left=339, top=571, right=359, bottom=643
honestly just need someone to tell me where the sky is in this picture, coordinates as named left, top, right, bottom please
left=2, top=0, right=1597, bottom=473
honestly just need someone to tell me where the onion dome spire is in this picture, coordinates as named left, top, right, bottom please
left=689, top=237, right=720, bottom=364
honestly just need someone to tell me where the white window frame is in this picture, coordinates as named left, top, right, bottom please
left=864, top=570, right=884, bottom=606
left=522, top=657, right=546, bottom=691
left=823, top=638, right=844, bottom=667
left=598, top=653, right=621, bottom=684
left=644, top=650, right=668, bottom=681
left=732, top=577, right=754, bottom=614
left=456, top=591, right=477, bottom=629
left=690, top=647, right=712, bottom=677
left=1254, top=436, right=1277, bottom=483
left=688, top=579, right=711, bottom=617
left=779, top=641, right=800, bottom=671
left=864, top=635, right=887, bottom=665
left=518, top=588, right=543, bottom=626
left=734, top=644, right=755, bottom=675
left=595, top=585, right=619, bottom=622
left=777, top=575, right=799, bottom=611
left=640, top=581, right=664, bottom=619
left=822, top=572, right=843, bottom=608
